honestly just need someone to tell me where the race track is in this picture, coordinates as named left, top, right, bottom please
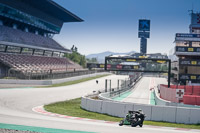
left=0, top=74, right=199, bottom=133
left=122, top=76, right=168, bottom=104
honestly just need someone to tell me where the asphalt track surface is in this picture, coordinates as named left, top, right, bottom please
left=122, top=77, right=168, bottom=104
left=0, top=74, right=199, bottom=133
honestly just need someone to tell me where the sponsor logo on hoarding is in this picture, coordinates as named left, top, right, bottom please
left=134, top=66, right=139, bottom=69
left=179, top=59, right=200, bottom=66
left=157, top=60, right=166, bottom=63
left=126, top=59, right=136, bottom=62
left=176, top=46, right=200, bottom=52
left=123, top=65, right=132, bottom=69
left=87, top=63, right=105, bottom=69
left=188, top=48, right=194, bottom=52
left=116, top=65, right=122, bottom=69
left=176, top=33, right=200, bottom=38
left=191, top=76, right=197, bottom=80
left=107, top=64, right=111, bottom=68
left=139, top=19, right=150, bottom=31
left=100, top=64, right=104, bottom=68
left=179, top=74, right=200, bottom=81
left=191, top=61, right=197, bottom=65
left=139, top=56, right=147, bottom=58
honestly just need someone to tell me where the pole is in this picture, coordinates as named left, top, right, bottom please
left=110, top=80, right=111, bottom=92
left=117, top=79, right=119, bottom=90
left=109, top=80, right=111, bottom=97
left=168, top=60, right=171, bottom=88
left=105, top=57, right=107, bottom=71
left=125, top=79, right=127, bottom=88
left=105, top=79, right=107, bottom=92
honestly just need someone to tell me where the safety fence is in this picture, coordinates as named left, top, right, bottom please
left=99, top=76, right=142, bottom=100
left=0, top=72, right=110, bottom=85
left=2, top=69, right=105, bottom=80
left=81, top=95, right=200, bottom=124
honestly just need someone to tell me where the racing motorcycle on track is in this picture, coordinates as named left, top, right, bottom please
left=119, top=110, right=145, bottom=127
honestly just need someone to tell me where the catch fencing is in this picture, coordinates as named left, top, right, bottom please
left=2, top=69, right=105, bottom=80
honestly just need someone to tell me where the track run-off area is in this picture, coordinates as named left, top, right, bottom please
left=0, top=74, right=199, bottom=133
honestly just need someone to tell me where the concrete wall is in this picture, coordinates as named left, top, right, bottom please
left=81, top=96, right=200, bottom=124
left=0, top=72, right=109, bottom=85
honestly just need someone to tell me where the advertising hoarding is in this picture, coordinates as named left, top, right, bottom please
left=138, top=19, right=150, bottom=31
left=87, top=63, right=104, bottom=68
left=138, top=31, right=150, bottom=38
left=176, top=46, right=200, bottom=52
left=179, top=74, right=200, bottom=81
left=176, top=33, right=200, bottom=38
left=179, top=59, right=200, bottom=66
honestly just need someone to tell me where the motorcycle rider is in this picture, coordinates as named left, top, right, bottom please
left=135, top=109, right=145, bottom=127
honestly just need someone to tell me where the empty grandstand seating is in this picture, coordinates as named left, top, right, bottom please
left=0, top=26, right=69, bottom=51
left=0, top=52, right=83, bottom=75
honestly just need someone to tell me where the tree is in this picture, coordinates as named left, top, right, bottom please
left=65, top=47, right=86, bottom=68
left=86, top=58, right=98, bottom=63
left=80, top=55, right=86, bottom=67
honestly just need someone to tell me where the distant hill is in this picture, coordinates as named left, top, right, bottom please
left=86, top=51, right=136, bottom=63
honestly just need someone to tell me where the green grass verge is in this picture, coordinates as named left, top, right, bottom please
left=44, top=98, right=121, bottom=122
left=44, top=98, right=200, bottom=130
left=40, top=74, right=110, bottom=88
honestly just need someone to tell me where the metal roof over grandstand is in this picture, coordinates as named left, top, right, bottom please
left=12, top=0, right=83, bottom=22
left=0, top=25, right=71, bottom=52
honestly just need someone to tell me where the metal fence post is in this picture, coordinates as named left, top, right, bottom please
left=105, top=79, right=107, bottom=92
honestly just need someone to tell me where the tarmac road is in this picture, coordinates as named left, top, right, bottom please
left=0, top=74, right=199, bottom=133
left=122, top=76, right=168, bottom=104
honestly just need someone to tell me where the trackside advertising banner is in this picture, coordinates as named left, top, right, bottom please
left=179, top=74, right=200, bottom=81
left=176, top=46, right=200, bottom=52
left=179, top=59, right=200, bottom=66
left=176, top=33, right=200, bottom=38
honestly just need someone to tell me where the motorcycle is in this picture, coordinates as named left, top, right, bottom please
left=119, top=110, right=145, bottom=127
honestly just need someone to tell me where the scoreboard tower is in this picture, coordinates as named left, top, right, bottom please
left=138, top=19, right=150, bottom=54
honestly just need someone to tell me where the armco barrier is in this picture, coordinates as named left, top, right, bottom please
left=81, top=95, right=200, bottom=124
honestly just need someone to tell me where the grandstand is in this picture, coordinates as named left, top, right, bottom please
left=0, top=0, right=84, bottom=79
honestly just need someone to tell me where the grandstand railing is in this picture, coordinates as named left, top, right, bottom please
left=3, top=69, right=106, bottom=80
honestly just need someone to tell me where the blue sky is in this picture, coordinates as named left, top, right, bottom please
left=53, top=0, right=200, bottom=55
